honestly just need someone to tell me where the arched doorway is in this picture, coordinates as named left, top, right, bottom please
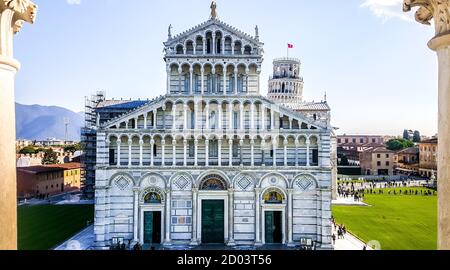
left=139, top=188, right=165, bottom=246
left=197, top=174, right=229, bottom=244
left=261, top=188, right=286, bottom=244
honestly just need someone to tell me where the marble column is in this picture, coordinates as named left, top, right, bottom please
left=239, top=139, right=244, bottom=166
left=218, top=139, right=222, bottom=166
left=218, top=104, right=222, bottom=130
left=183, top=139, right=187, bottom=166
left=184, top=104, right=188, bottom=131
left=143, top=114, right=147, bottom=129
left=173, top=139, right=177, bottom=166
left=239, top=104, right=243, bottom=130
left=227, top=189, right=236, bottom=246
left=166, top=67, right=171, bottom=94
left=117, top=141, right=122, bottom=167
left=128, top=139, right=132, bottom=167
left=190, top=188, right=199, bottom=245
left=189, top=68, right=193, bottom=95
left=133, top=188, right=139, bottom=242
left=223, top=70, right=227, bottom=94
left=153, top=110, right=157, bottom=129
left=287, top=189, right=294, bottom=247
left=306, top=139, right=311, bottom=167
left=229, top=139, right=233, bottom=167
left=250, top=139, right=255, bottom=166
left=205, top=104, right=210, bottom=130
left=295, top=140, right=300, bottom=166
left=161, top=139, right=166, bottom=166
left=284, top=139, right=288, bottom=166
left=205, top=139, right=209, bottom=166
left=229, top=103, right=233, bottom=130
left=194, top=139, right=199, bottom=166
left=403, top=0, right=450, bottom=250
left=164, top=189, right=172, bottom=245
left=255, top=188, right=262, bottom=245
left=250, top=103, right=255, bottom=130
left=139, top=139, right=144, bottom=166
left=201, top=67, right=205, bottom=95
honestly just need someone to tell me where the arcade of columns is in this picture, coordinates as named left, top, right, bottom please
left=403, top=0, right=450, bottom=250
left=0, top=0, right=37, bottom=250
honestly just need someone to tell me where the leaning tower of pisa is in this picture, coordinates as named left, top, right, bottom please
left=267, top=57, right=304, bottom=108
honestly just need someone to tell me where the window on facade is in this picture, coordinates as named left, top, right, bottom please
left=372, top=139, right=376, bottom=143
left=210, top=111, right=217, bottom=129
left=338, top=139, right=341, bottom=143
left=233, top=112, right=239, bottom=130
left=312, top=149, right=319, bottom=165
left=386, top=154, right=389, bottom=158
left=270, top=149, right=274, bottom=158
left=377, top=161, right=381, bottom=166
left=189, top=140, right=195, bottom=157
left=345, top=139, right=349, bottom=143
left=360, top=138, right=364, bottom=143
left=352, top=139, right=356, bottom=143
left=232, top=142, right=239, bottom=157
left=209, top=140, right=218, bottom=158
left=386, top=161, right=390, bottom=166
left=377, top=154, right=381, bottom=158
left=153, top=144, right=157, bottom=157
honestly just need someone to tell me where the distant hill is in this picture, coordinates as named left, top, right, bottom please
left=16, top=103, right=84, bottom=141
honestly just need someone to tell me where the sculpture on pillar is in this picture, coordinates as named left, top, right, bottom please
left=403, top=0, right=450, bottom=35
left=210, top=1, right=217, bottom=20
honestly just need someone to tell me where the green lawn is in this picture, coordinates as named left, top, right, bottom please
left=333, top=188, right=437, bottom=250
left=18, top=204, right=94, bottom=250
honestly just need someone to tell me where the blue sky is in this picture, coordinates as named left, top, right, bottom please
left=14, top=0, right=437, bottom=136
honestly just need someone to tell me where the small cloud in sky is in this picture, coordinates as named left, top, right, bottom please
left=67, top=0, right=81, bottom=5
left=361, top=0, right=414, bottom=22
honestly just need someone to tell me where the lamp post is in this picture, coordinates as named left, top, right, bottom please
left=403, top=0, right=450, bottom=250
left=0, top=0, right=37, bottom=250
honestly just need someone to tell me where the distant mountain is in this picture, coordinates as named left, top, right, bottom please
left=16, top=103, right=84, bottom=141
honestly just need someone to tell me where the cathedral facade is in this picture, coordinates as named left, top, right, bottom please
left=91, top=6, right=333, bottom=250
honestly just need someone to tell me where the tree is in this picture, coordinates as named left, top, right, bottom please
left=403, top=130, right=410, bottom=140
left=41, top=149, right=59, bottom=165
left=413, top=130, right=421, bottom=143
left=386, top=139, right=414, bottom=151
left=64, top=143, right=81, bottom=153
left=19, top=146, right=37, bottom=155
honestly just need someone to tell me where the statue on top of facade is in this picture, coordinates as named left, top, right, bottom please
left=168, top=24, right=172, bottom=40
left=210, top=1, right=217, bottom=20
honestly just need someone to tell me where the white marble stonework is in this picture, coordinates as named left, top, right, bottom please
left=93, top=6, right=333, bottom=250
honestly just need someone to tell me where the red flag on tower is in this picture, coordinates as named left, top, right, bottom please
left=288, top=43, right=294, bottom=49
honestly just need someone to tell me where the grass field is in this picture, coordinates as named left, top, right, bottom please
left=333, top=188, right=437, bottom=250
left=18, top=204, right=94, bottom=250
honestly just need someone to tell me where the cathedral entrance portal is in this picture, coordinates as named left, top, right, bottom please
left=201, top=200, right=225, bottom=244
left=143, top=211, right=162, bottom=244
left=264, top=211, right=282, bottom=244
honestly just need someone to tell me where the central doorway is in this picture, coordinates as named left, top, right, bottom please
left=201, top=200, right=225, bottom=244
left=265, top=211, right=282, bottom=244
left=143, top=211, right=162, bottom=244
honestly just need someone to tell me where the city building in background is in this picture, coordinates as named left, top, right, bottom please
left=419, top=137, right=438, bottom=178
left=394, top=147, right=420, bottom=175
left=16, top=163, right=81, bottom=199
left=359, top=147, right=395, bottom=176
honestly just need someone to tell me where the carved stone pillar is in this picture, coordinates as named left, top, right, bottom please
left=189, top=68, right=193, bottom=95
left=284, top=139, right=288, bottom=166
left=164, top=189, right=172, bottom=245
left=173, top=139, right=177, bottom=166
left=194, top=139, right=198, bottom=166
left=128, top=138, right=132, bottom=167
left=229, top=139, right=233, bottom=167
left=117, top=141, right=121, bottom=167
left=287, top=188, right=294, bottom=247
left=161, top=139, right=166, bottom=166
left=250, top=139, right=255, bottom=166
left=205, top=139, right=209, bottom=166
left=218, top=139, right=222, bottom=166
left=133, top=188, right=139, bottom=243
left=190, top=188, right=199, bottom=245
left=183, top=139, right=187, bottom=166
left=2, top=1, right=39, bottom=240
left=255, top=188, right=262, bottom=245
left=306, top=138, right=311, bottom=167
left=403, top=0, right=450, bottom=250
left=227, top=188, right=235, bottom=246
left=139, top=139, right=144, bottom=166
left=150, top=139, right=155, bottom=166
left=201, top=67, right=205, bottom=94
